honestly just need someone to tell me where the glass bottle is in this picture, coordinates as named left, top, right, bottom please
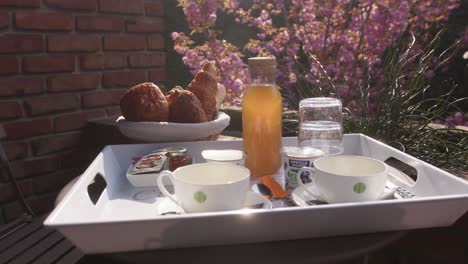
left=242, top=57, right=282, bottom=178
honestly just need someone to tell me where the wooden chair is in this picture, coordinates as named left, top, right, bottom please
left=0, top=125, right=84, bottom=264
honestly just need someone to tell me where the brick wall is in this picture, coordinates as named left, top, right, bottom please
left=0, top=0, right=166, bottom=223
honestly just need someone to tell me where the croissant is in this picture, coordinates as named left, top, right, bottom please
left=216, top=83, right=226, bottom=111
left=201, top=62, right=226, bottom=111
left=165, top=86, right=184, bottom=106
left=120, top=82, right=168, bottom=122
left=168, top=90, right=208, bottom=123
left=202, top=62, right=217, bottom=78
left=187, top=71, right=218, bottom=120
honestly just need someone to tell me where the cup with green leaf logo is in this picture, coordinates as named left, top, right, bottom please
left=157, top=163, right=250, bottom=213
left=296, top=155, right=391, bottom=203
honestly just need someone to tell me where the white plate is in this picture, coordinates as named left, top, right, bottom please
left=116, top=112, right=230, bottom=142
left=156, top=191, right=272, bottom=215
left=291, top=181, right=407, bottom=207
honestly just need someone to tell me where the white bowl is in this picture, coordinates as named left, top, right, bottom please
left=116, top=112, right=230, bottom=142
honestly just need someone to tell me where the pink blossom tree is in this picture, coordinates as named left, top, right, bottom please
left=172, top=0, right=461, bottom=111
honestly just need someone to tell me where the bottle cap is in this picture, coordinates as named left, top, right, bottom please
left=248, top=57, right=276, bottom=65
left=248, top=57, right=276, bottom=77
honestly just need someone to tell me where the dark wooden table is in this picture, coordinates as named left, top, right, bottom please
left=0, top=215, right=83, bottom=264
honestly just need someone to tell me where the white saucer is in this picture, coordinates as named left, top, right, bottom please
left=292, top=181, right=401, bottom=207
left=156, top=191, right=272, bottom=215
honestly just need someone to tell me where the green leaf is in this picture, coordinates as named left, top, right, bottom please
left=194, top=191, right=207, bottom=203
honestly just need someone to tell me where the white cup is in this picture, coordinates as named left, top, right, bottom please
left=157, top=163, right=250, bottom=213
left=297, top=155, right=389, bottom=203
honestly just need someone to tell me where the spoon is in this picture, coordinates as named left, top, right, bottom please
left=251, top=183, right=273, bottom=200
left=380, top=186, right=398, bottom=200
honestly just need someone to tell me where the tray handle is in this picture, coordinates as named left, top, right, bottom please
left=87, top=173, right=107, bottom=205
left=384, top=157, right=417, bottom=185
left=383, top=156, right=436, bottom=196
left=361, top=135, right=442, bottom=196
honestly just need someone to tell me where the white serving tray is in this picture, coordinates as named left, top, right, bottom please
left=45, top=134, right=468, bottom=254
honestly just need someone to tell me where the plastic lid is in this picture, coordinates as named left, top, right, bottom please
left=283, top=146, right=324, bottom=158
left=163, top=147, right=187, bottom=153
left=201, top=149, right=245, bottom=161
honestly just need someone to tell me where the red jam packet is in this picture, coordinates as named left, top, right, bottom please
left=129, top=152, right=167, bottom=175
left=132, top=157, right=141, bottom=164
left=261, top=175, right=288, bottom=198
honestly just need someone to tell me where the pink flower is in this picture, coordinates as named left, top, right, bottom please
left=173, top=0, right=460, bottom=107
left=229, top=0, right=240, bottom=9
left=205, top=0, right=217, bottom=14
left=208, top=13, right=217, bottom=24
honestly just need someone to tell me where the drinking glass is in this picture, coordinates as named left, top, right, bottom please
left=298, top=97, right=343, bottom=155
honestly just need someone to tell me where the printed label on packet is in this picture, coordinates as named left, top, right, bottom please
left=130, top=152, right=168, bottom=175
left=288, top=159, right=310, bottom=168
left=285, top=159, right=315, bottom=189
left=287, top=169, right=299, bottom=185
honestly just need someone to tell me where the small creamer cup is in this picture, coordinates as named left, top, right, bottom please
left=157, top=163, right=251, bottom=213
left=296, top=155, right=389, bottom=203
left=283, top=146, right=324, bottom=189
left=201, top=149, right=246, bottom=166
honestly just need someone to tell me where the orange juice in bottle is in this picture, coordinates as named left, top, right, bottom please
left=243, top=57, right=282, bottom=178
